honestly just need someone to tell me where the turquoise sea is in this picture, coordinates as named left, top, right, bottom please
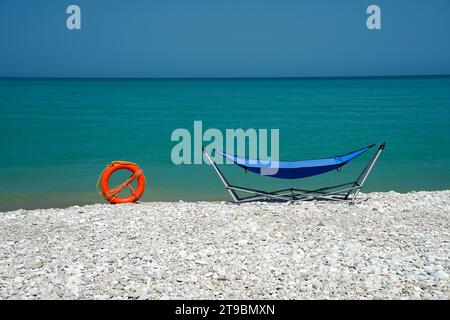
left=0, top=76, right=449, bottom=211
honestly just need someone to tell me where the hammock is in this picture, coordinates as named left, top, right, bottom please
left=203, top=143, right=385, bottom=203
left=217, top=144, right=375, bottom=179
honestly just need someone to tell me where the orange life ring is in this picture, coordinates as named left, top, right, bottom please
left=98, top=161, right=146, bottom=204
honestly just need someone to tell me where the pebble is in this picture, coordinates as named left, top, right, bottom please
left=432, top=271, right=448, bottom=280
left=423, top=266, right=434, bottom=274
left=32, top=260, right=44, bottom=269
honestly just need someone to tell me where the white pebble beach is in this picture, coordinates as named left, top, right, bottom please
left=1, top=191, right=449, bottom=300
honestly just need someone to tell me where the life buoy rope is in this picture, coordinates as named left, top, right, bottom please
left=97, top=161, right=146, bottom=204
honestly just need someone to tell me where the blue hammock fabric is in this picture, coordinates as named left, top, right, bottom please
left=217, top=144, right=375, bottom=179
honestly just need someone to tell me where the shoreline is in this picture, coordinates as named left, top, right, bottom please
left=1, top=189, right=449, bottom=214
left=1, top=191, right=448, bottom=299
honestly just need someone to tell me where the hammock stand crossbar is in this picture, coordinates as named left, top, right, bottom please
left=203, top=143, right=385, bottom=203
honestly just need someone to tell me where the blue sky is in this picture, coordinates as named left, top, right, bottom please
left=0, top=0, right=449, bottom=77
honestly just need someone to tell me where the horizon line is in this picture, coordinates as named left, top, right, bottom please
left=1, top=73, right=450, bottom=80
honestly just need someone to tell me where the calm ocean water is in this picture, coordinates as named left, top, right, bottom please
left=0, top=77, right=449, bottom=211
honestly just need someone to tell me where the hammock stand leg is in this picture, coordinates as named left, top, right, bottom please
left=203, top=147, right=240, bottom=202
left=345, top=142, right=385, bottom=203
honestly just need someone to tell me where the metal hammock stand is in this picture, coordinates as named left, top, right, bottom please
left=203, top=143, right=385, bottom=203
